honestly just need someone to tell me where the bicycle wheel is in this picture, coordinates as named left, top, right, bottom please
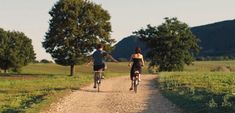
left=97, top=72, right=101, bottom=92
left=134, top=77, right=138, bottom=93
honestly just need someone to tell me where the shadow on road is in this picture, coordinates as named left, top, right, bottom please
left=79, top=88, right=121, bottom=94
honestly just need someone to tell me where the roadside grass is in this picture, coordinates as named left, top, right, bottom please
left=0, top=74, right=92, bottom=113
left=158, top=60, right=235, bottom=113
left=0, top=62, right=133, bottom=113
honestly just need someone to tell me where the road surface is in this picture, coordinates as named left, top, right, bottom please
left=43, top=75, right=183, bottom=113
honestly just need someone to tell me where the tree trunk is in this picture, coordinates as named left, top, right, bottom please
left=70, top=65, right=75, bottom=76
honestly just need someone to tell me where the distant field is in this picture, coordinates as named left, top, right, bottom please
left=159, top=60, right=235, bottom=113
left=20, top=62, right=149, bottom=75
left=184, top=60, right=235, bottom=72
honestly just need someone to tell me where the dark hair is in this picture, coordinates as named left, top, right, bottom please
left=96, top=44, right=103, bottom=49
left=135, top=47, right=141, bottom=54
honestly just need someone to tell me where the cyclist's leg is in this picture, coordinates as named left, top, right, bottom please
left=93, top=72, right=97, bottom=88
left=138, top=66, right=142, bottom=81
left=130, top=68, right=134, bottom=90
left=101, top=63, right=105, bottom=79
left=93, top=65, right=99, bottom=88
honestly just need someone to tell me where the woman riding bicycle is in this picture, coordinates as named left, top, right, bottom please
left=128, top=47, right=145, bottom=90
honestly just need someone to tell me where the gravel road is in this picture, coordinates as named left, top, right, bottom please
left=43, top=75, right=183, bottom=113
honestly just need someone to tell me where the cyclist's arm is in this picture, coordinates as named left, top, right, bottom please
left=103, top=51, right=118, bottom=62
left=87, top=56, right=94, bottom=65
left=141, top=55, right=145, bottom=67
left=107, top=54, right=118, bottom=62
left=128, top=55, right=133, bottom=67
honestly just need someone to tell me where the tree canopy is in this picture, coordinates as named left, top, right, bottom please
left=43, top=0, right=115, bottom=76
left=0, top=28, right=36, bottom=73
left=134, top=17, right=200, bottom=71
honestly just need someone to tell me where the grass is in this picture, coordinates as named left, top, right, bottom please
left=1, top=61, right=235, bottom=113
left=158, top=60, right=235, bottom=113
left=0, top=74, right=92, bottom=113
left=0, top=62, right=135, bottom=113
left=184, top=60, right=235, bottom=72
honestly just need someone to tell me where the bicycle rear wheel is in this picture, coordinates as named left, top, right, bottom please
left=97, top=73, right=101, bottom=92
left=98, top=84, right=100, bottom=92
left=134, top=78, right=138, bottom=93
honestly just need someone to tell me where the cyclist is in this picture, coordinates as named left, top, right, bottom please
left=128, top=47, right=145, bottom=90
left=90, top=44, right=118, bottom=88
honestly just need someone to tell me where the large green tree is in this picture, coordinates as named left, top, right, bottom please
left=0, top=28, right=36, bottom=73
left=134, top=18, right=200, bottom=71
left=43, top=0, right=114, bottom=76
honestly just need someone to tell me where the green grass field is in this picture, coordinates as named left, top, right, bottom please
left=158, top=61, right=235, bottom=113
left=1, top=61, right=235, bottom=113
left=0, top=62, right=148, bottom=113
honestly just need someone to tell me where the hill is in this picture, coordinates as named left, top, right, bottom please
left=111, top=35, right=149, bottom=60
left=191, top=19, right=235, bottom=56
left=112, top=19, right=235, bottom=59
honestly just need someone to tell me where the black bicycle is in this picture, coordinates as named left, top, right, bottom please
left=94, top=70, right=103, bottom=92
left=133, top=70, right=140, bottom=93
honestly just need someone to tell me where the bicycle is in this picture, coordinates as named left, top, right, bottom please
left=94, top=70, right=103, bottom=92
left=132, top=70, right=140, bottom=93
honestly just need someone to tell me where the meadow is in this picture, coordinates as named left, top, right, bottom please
left=158, top=61, right=235, bottom=113
left=0, top=62, right=148, bottom=113
left=0, top=61, right=235, bottom=113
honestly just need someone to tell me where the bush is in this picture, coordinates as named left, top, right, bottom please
left=211, top=66, right=231, bottom=72
left=40, top=59, right=53, bottom=63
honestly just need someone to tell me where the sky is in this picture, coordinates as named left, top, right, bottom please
left=0, top=0, right=235, bottom=60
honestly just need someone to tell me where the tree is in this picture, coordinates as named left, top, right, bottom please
left=0, top=28, right=7, bottom=73
left=40, top=59, right=53, bottom=63
left=134, top=17, right=200, bottom=71
left=33, top=60, right=40, bottom=63
left=0, top=28, right=36, bottom=73
left=43, top=0, right=115, bottom=76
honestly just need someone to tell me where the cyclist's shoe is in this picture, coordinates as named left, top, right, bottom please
left=93, top=85, right=97, bottom=88
left=129, top=87, right=133, bottom=90
left=101, top=75, right=105, bottom=79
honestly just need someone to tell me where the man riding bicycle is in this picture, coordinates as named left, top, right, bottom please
left=90, top=44, right=118, bottom=88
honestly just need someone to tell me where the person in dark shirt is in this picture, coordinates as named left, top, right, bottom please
left=91, top=44, right=118, bottom=88
left=128, top=47, right=145, bottom=90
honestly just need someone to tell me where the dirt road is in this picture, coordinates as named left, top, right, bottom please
left=43, top=75, right=183, bottom=113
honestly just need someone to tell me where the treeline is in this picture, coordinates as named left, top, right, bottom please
left=0, top=28, right=35, bottom=73
left=33, top=59, right=53, bottom=63
left=116, top=56, right=235, bottom=62
left=197, top=56, right=235, bottom=61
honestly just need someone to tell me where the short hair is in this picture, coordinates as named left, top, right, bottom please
left=96, top=44, right=103, bottom=49
left=135, top=47, right=141, bottom=54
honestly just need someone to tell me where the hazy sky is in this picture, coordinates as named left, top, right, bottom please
left=0, top=0, right=235, bottom=60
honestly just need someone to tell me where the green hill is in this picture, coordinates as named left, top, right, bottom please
left=112, top=19, right=235, bottom=59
